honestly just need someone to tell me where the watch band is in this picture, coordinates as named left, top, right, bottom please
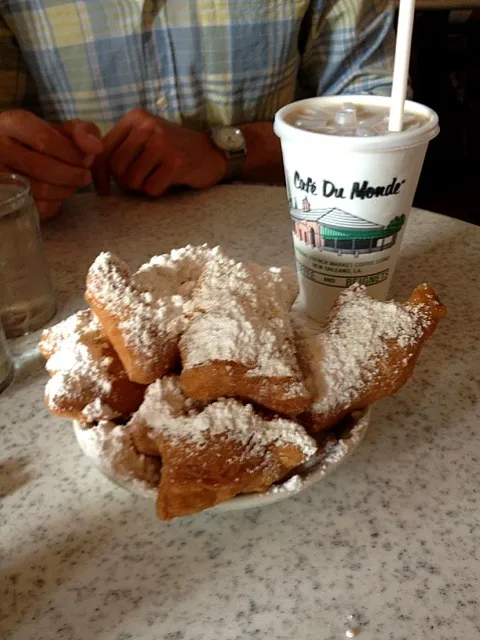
left=222, top=149, right=246, bottom=183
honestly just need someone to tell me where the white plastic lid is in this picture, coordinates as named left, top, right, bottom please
left=274, top=95, right=439, bottom=153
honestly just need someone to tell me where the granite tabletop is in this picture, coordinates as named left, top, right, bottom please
left=1, top=185, right=479, bottom=640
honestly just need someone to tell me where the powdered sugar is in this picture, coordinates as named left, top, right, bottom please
left=191, top=257, right=298, bottom=319
left=132, top=377, right=317, bottom=459
left=74, top=420, right=161, bottom=488
left=133, top=244, right=222, bottom=298
left=86, top=248, right=228, bottom=372
left=87, top=252, right=187, bottom=358
left=86, top=248, right=305, bottom=387
left=40, top=309, right=92, bottom=357
left=43, top=311, right=113, bottom=412
left=81, top=398, right=118, bottom=422
left=316, top=415, right=368, bottom=473
left=298, top=284, right=432, bottom=415
left=180, top=254, right=305, bottom=383
left=136, top=375, right=201, bottom=420
left=77, top=420, right=125, bottom=463
left=270, top=474, right=303, bottom=493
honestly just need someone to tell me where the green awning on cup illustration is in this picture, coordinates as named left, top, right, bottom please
left=291, top=204, right=406, bottom=255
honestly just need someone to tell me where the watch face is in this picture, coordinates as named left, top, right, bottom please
left=215, top=127, right=245, bottom=152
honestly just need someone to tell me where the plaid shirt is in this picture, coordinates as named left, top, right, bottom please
left=0, top=0, right=395, bottom=135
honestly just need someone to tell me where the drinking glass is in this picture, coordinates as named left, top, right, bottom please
left=0, top=319, right=14, bottom=393
left=0, top=174, right=56, bottom=337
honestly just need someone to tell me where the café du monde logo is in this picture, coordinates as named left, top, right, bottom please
left=289, top=195, right=406, bottom=258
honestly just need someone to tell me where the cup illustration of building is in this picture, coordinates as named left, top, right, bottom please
left=291, top=198, right=406, bottom=257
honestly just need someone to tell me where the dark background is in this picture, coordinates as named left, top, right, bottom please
left=407, top=9, right=479, bottom=225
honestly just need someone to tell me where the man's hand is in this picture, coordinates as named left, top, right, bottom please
left=0, top=110, right=103, bottom=219
left=102, top=109, right=227, bottom=197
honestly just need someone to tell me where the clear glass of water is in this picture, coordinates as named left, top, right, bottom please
left=0, top=173, right=56, bottom=338
left=0, top=319, right=14, bottom=393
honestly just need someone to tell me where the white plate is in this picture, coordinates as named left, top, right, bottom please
left=73, top=407, right=371, bottom=513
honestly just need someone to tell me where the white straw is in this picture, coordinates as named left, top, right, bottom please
left=388, top=0, right=416, bottom=132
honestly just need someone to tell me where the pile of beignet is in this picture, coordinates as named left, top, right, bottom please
left=40, top=245, right=446, bottom=520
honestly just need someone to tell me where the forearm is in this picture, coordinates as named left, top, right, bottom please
left=107, top=113, right=286, bottom=195
left=238, top=121, right=284, bottom=184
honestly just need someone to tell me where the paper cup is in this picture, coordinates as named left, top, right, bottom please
left=274, top=96, right=439, bottom=322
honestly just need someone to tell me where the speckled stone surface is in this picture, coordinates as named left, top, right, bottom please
left=1, top=186, right=479, bottom=640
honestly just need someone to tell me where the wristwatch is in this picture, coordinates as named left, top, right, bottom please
left=210, top=126, right=247, bottom=182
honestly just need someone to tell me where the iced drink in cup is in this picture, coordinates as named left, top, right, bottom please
left=274, top=95, right=439, bottom=322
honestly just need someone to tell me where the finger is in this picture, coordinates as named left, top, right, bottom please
left=0, top=110, right=88, bottom=167
left=122, top=135, right=166, bottom=190
left=141, top=156, right=185, bottom=197
left=36, top=199, right=63, bottom=220
left=1, top=137, right=92, bottom=187
left=91, top=155, right=111, bottom=196
left=60, top=120, right=104, bottom=156
left=29, top=179, right=77, bottom=201
left=102, top=120, right=133, bottom=160
left=108, top=120, right=157, bottom=178
left=102, top=108, right=151, bottom=159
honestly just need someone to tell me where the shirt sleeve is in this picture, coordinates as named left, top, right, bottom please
left=298, top=0, right=395, bottom=98
left=0, top=14, right=40, bottom=113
